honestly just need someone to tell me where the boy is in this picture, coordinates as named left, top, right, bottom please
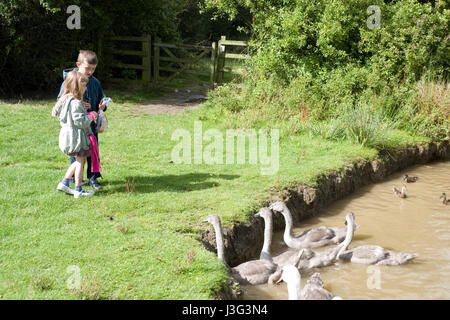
left=57, top=50, right=107, bottom=190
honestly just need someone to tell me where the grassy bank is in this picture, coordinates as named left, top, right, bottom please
left=0, top=84, right=435, bottom=299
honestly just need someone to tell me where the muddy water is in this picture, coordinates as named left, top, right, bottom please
left=243, top=161, right=450, bottom=300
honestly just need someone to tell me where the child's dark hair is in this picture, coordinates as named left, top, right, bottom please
left=77, top=50, right=98, bottom=65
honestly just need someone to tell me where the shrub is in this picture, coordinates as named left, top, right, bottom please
left=0, top=0, right=185, bottom=97
left=305, top=105, right=396, bottom=148
left=204, top=0, right=449, bottom=144
left=397, top=78, right=450, bottom=140
left=206, top=0, right=448, bottom=82
left=341, top=105, right=395, bottom=148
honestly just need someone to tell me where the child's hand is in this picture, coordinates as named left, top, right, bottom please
left=84, top=102, right=91, bottom=111
left=99, top=97, right=111, bottom=111
left=88, top=111, right=98, bottom=123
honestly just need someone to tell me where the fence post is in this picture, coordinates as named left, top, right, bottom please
left=216, top=36, right=227, bottom=85
left=153, top=36, right=160, bottom=83
left=210, top=42, right=217, bottom=89
left=142, top=35, right=151, bottom=85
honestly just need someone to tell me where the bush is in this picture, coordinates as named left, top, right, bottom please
left=206, top=0, right=448, bottom=82
left=305, top=105, right=397, bottom=148
left=397, top=78, right=450, bottom=140
left=204, top=0, right=449, bottom=143
left=0, top=0, right=184, bottom=97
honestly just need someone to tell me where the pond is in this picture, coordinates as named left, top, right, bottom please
left=243, top=161, right=450, bottom=300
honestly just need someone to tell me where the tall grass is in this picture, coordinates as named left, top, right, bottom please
left=305, top=105, right=396, bottom=148
left=411, top=79, right=449, bottom=139
left=341, top=106, right=396, bottom=148
left=205, top=69, right=448, bottom=148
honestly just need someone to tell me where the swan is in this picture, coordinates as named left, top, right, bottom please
left=402, top=174, right=418, bottom=183
left=440, top=193, right=450, bottom=205
left=276, top=265, right=342, bottom=300
left=393, top=184, right=407, bottom=198
left=296, top=212, right=356, bottom=270
left=337, top=212, right=418, bottom=265
left=203, top=214, right=300, bottom=285
left=255, top=207, right=308, bottom=267
left=268, top=201, right=359, bottom=250
left=256, top=208, right=355, bottom=270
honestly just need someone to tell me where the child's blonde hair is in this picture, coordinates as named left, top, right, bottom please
left=77, top=50, right=98, bottom=65
left=62, top=70, right=89, bottom=100
left=52, top=71, right=89, bottom=118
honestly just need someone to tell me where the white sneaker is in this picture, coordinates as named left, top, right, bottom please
left=57, top=182, right=75, bottom=195
left=74, top=189, right=95, bottom=198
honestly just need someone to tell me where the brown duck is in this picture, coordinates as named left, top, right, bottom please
left=440, top=193, right=450, bottom=205
left=393, top=184, right=407, bottom=198
left=402, top=174, right=418, bottom=183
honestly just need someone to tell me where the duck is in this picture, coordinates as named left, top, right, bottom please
left=268, top=201, right=359, bottom=250
left=440, top=193, right=450, bottom=205
left=276, top=265, right=342, bottom=300
left=202, top=214, right=300, bottom=285
left=337, top=212, right=418, bottom=265
left=402, top=174, right=418, bottom=183
left=393, top=184, right=407, bottom=198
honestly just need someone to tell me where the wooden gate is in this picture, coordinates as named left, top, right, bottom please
left=216, top=36, right=249, bottom=85
left=102, top=35, right=248, bottom=88
left=104, top=35, right=152, bottom=85
left=153, top=37, right=217, bottom=88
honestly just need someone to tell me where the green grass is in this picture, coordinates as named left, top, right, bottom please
left=0, top=88, right=430, bottom=299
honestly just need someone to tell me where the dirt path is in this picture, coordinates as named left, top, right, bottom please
left=133, top=83, right=210, bottom=114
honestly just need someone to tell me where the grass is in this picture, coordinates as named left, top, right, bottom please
left=0, top=82, right=432, bottom=299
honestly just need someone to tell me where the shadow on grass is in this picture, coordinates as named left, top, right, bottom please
left=106, top=173, right=240, bottom=194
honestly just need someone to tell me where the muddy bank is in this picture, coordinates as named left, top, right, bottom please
left=200, top=141, right=450, bottom=299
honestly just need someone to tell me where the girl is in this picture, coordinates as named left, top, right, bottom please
left=53, top=70, right=95, bottom=198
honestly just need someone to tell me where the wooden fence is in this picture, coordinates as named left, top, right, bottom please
left=106, top=35, right=151, bottom=84
left=216, top=36, right=248, bottom=85
left=153, top=37, right=217, bottom=88
left=104, top=35, right=248, bottom=88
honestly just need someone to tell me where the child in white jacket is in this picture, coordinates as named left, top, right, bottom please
left=53, top=70, right=94, bottom=198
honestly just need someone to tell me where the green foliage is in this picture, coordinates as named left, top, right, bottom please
left=0, top=0, right=185, bottom=96
left=179, top=0, right=249, bottom=43
left=340, top=105, right=395, bottom=148
left=204, top=0, right=449, bottom=143
left=206, top=0, right=449, bottom=83
left=396, top=78, right=450, bottom=140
